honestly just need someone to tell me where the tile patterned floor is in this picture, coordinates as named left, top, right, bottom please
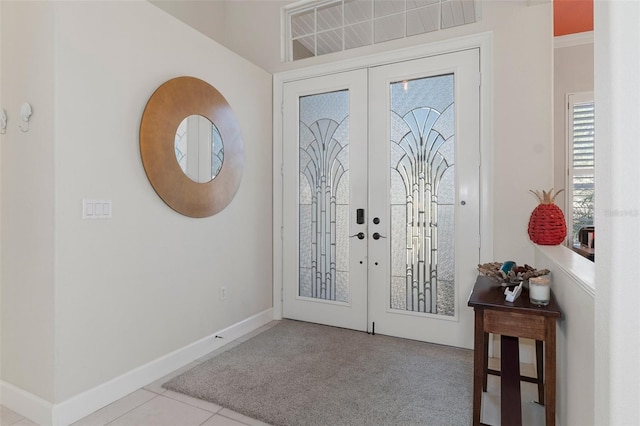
left=1, top=390, right=267, bottom=426
left=1, top=323, right=277, bottom=426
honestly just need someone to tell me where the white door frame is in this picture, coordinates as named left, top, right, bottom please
left=273, top=32, right=495, bottom=320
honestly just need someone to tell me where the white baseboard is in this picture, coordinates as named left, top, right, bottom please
left=1, top=308, right=274, bottom=426
left=0, top=381, right=54, bottom=426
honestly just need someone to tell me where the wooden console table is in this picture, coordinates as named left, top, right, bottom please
left=468, top=275, right=562, bottom=426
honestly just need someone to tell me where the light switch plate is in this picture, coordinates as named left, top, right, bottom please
left=83, top=199, right=112, bottom=219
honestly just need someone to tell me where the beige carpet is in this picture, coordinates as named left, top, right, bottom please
left=164, top=319, right=473, bottom=426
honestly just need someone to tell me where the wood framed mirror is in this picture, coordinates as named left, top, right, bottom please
left=140, top=76, right=244, bottom=218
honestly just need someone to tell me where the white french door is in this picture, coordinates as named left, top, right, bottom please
left=367, top=50, right=480, bottom=348
left=282, top=49, right=480, bottom=348
left=282, top=69, right=369, bottom=332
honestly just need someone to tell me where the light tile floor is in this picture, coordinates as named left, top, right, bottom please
left=1, top=322, right=545, bottom=426
left=481, top=358, right=545, bottom=426
left=1, top=323, right=277, bottom=426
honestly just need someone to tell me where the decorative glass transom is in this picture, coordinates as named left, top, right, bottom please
left=285, top=0, right=478, bottom=61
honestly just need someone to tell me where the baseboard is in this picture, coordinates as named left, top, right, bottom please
left=1, top=308, right=274, bottom=426
left=0, top=381, right=55, bottom=426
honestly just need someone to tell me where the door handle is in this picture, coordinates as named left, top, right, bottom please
left=350, top=232, right=366, bottom=240
left=372, top=232, right=386, bottom=240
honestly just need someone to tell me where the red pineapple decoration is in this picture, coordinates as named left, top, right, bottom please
left=528, top=189, right=567, bottom=245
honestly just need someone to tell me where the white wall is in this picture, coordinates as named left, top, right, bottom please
left=1, top=0, right=273, bottom=408
left=0, top=1, right=56, bottom=402
left=223, top=0, right=288, bottom=73
left=594, top=2, right=640, bottom=424
left=534, top=245, right=595, bottom=425
left=149, top=0, right=227, bottom=46
left=553, top=39, right=594, bottom=215
left=487, top=2, right=553, bottom=264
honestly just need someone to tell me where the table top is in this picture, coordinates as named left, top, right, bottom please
left=468, top=275, right=562, bottom=318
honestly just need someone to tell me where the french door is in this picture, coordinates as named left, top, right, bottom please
left=282, top=49, right=480, bottom=348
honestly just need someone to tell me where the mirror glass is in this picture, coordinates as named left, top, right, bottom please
left=174, top=114, right=224, bottom=183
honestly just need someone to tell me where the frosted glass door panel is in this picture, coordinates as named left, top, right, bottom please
left=389, top=74, right=455, bottom=316
left=299, top=91, right=350, bottom=303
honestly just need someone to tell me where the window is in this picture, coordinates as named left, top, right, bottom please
left=566, top=92, right=595, bottom=246
left=283, top=0, right=478, bottom=62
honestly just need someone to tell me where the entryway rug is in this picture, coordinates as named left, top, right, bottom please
left=163, top=320, right=472, bottom=426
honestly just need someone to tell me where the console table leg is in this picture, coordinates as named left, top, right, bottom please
left=473, top=310, right=484, bottom=426
left=545, top=320, right=557, bottom=426
left=536, top=339, right=545, bottom=405
left=501, top=335, right=522, bottom=426
left=483, top=332, right=489, bottom=392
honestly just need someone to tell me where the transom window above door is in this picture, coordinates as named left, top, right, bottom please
left=283, top=0, right=478, bottom=61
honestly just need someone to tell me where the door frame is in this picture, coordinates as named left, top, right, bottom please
left=273, top=32, right=495, bottom=321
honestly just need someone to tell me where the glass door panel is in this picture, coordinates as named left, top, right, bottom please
left=389, top=74, right=456, bottom=316
left=298, top=90, right=351, bottom=303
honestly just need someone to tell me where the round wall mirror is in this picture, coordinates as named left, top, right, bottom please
left=140, top=77, right=244, bottom=218
left=174, top=114, right=224, bottom=183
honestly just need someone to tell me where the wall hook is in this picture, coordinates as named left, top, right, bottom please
left=19, top=103, right=32, bottom=132
left=0, top=109, right=7, bottom=135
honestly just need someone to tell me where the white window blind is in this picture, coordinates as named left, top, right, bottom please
left=567, top=92, right=595, bottom=245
